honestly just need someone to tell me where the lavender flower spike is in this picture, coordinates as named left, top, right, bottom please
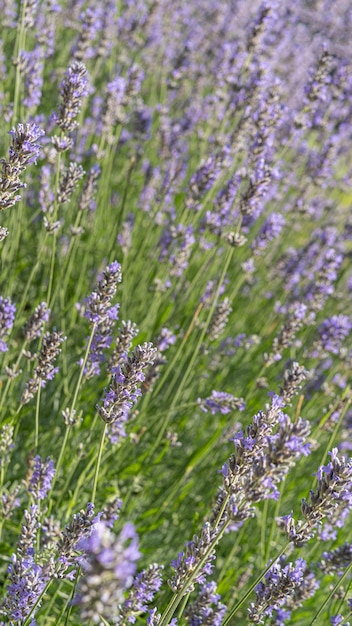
left=248, top=558, right=308, bottom=623
left=0, top=122, right=44, bottom=211
left=0, top=296, right=16, bottom=352
left=98, top=342, right=157, bottom=442
left=21, top=330, right=66, bottom=404
left=55, top=60, right=89, bottom=132
left=280, top=449, right=352, bottom=547
left=82, top=260, right=122, bottom=378
left=28, top=456, right=55, bottom=502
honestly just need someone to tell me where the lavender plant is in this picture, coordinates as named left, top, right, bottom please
left=0, top=0, right=351, bottom=624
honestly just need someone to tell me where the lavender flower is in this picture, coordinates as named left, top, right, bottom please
left=2, top=554, right=48, bottom=624
left=55, top=60, right=89, bottom=132
left=185, top=581, right=227, bottom=626
left=56, top=503, right=97, bottom=577
left=0, top=122, right=44, bottom=211
left=121, top=563, right=164, bottom=623
left=108, top=320, right=139, bottom=372
left=21, top=330, right=66, bottom=404
left=78, top=163, right=100, bottom=212
left=169, top=523, right=216, bottom=594
left=278, top=362, right=309, bottom=405
left=28, top=456, right=55, bottom=502
left=140, top=328, right=176, bottom=395
left=17, top=47, right=44, bottom=109
left=57, top=162, right=85, bottom=204
left=308, top=315, right=352, bottom=358
left=0, top=424, right=14, bottom=468
left=251, top=212, right=285, bottom=255
left=319, top=543, right=352, bottom=576
left=97, top=342, right=157, bottom=443
left=212, top=395, right=311, bottom=531
left=0, top=296, right=16, bottom=351
left=207, top=298, right=232, bottom=342
left=101, top=497, right=123, bottom=529
left=22, top=301, right=50, bottom=342
left=82, top=261, right=122, bottom=378
left=74, top=522, right=141, bottom=624
left=248, top=558, right=308, bottom=623
left=197, top=391, right=246, bottom=415
left=280, top=449, right=352, bottom=547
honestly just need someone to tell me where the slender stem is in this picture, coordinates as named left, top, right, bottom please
left=0, top=338, right=28, bottom=414
left=34, top=385, right=41, bottom=451
left=49, top=324, right=97, bottom=501
left=222, top=542, right=290, bottom=626
left=309, top=561, right=352, bottom=626
left=69, top=323, right=97, bottom=423
left=148, top=247, right=234, bottom=459
left=91, top=422, right=107, bottom=503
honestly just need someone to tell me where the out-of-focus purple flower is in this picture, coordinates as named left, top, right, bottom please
left=207, top=298, right=232, bottom=342
left=0, top=296, right=16, bottom=352
left=198, top=391, right=246, bottom=415
left=74, top=522, right=141, bottom=624
left=28, top=456, right=55, bottom=502
left=252, top=212, right=285, bottom=255
left=21, top=330, right=65, bottom=404
left=308, top=315, right=352, bottom=358
left=17, top=47, right=44, bottom=109
left=23, top=302, right=50, bottom=342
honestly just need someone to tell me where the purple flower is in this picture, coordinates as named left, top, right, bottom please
left=0, top=296, right=16, bottom=352
left=55, top=61, right=89, bottom=132
left=18, top=47, right=44, bottom=109
left=97, top=342, right=157, bottom=443
left=28, top=456, right=55, bottom=501
left=185, top=581, right=227, bottom=626
left=21, top=330, right=65, bottom=404
left=0, top=122, right=44, bottom=211
left=74, top=522, right=141, bottom=624
left=198, top=391, right=246, bottom=415
left=23, top=302, right=50, bottom=342
left=3, top=554, right=48, bottom=624
left=121, top=563, right=164, bottom=623
left=82, top=261, right=122, bottom=378
left=252, top=212, right=285, bottom=255
left=309, top=315, right=352, bottom=358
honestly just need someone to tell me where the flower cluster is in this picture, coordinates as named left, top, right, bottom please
left=97, top=342, right=157, bottom=443
left=82, top=260, right=122, bottom=378
left=0, top=122, right=44, bottom=211
left=21, top=330, right=66, bottom=404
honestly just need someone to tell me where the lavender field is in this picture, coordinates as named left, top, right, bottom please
left=0, top=1, right=352, bottom=624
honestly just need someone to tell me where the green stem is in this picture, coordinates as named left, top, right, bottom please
left=309, top=561, right=352, bottom=626
left=91, top=422, right=107, bottom=503
left=222, top=542, right=290, bottom=626
left=147, top=247, right=234, bottom=460
left=34, top=385, right=41, bottom=451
